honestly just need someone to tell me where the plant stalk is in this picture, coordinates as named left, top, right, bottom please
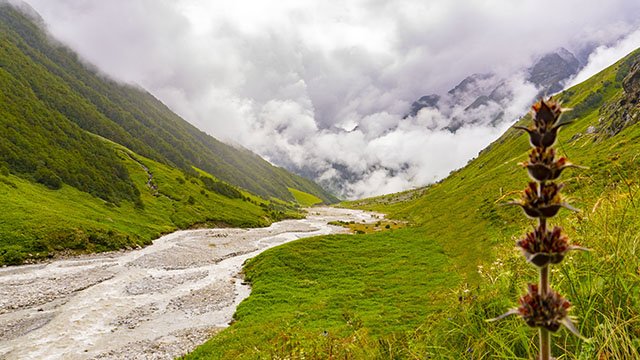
left=539, top=327, right=551, bottom=360
left=538, top=180, right=551, bottom=360
left=539, top=265, right=550, bottom=360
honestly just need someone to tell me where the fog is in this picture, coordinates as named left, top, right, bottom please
left=24, top=0, right=640, bottom=198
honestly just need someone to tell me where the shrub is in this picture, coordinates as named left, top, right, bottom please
left=34, top=167, right=62, bottom=189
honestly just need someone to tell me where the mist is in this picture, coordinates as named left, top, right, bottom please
left=23, top=0, right=640, bottom=198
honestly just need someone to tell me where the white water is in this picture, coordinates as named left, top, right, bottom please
left=0, top=207, right=380, bottom=360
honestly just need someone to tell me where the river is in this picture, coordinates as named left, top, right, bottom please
left=0, top=207, right=379, bottom=360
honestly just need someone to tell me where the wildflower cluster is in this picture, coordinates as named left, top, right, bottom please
left=517, top=226, right=568, bottom=267
left=518, top=284, right=571, bottom=331
left=494, top=98, right=587, bottom=359
left=515, top=182, right=569, bottom=218
left=523, top=147, right=575, bottom=182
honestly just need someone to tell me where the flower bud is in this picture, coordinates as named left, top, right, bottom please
left=514, top=98, right=572, bottom=148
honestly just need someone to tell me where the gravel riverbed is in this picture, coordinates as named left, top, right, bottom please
left=0, top=207, right=380, bottom=360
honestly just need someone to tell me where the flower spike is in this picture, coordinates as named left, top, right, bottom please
left=495, top=96, right=587, bottom=359
left=517, top=226, right=589, bottom=267
left=490, top=284, right=583, bottom=338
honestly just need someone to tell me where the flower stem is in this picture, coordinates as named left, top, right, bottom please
left=539, top=262, right=551, bottom=359
left=538, top=180, right=551, bottom=360
left=540, top=327, right=551, bottom=360
left=539, top=265, right=549, bottom=295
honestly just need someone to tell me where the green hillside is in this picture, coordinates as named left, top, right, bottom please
left=0, top=3, right=336, bottom=204
left=0, top=134, right=306, bottom=265
left=0, top=3, right=337, bottom=265
left=186, top=50, right=640, bottom=358
left=288, top=187, right=323, bottom=207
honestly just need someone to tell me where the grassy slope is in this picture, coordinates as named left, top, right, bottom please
left=186, top=50, right=640, bottom=359
left=0, top=137, right=295, bottom=265
left=0, top=3, right=337, bottom=264
left=288, top=187, right=323, bottom=207
left=0, top=4, right=336, bottom=204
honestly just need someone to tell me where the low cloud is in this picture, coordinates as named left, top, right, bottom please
left=24, top=0, right=640, bottom=198
left=568, top=28, right=640, bottom=88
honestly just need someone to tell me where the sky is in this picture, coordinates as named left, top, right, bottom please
left=21, top=0, right=640, bottom=199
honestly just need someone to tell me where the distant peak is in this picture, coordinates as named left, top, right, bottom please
left=448, top=73, right=494, bottom=95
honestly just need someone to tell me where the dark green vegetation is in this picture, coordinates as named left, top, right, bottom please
left=187, top=50, right=640, bottom=358
left=0, top=139, right=301, bottom=265
left=0, top=4, right=335, bottom=265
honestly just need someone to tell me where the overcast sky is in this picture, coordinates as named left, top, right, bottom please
left=22, top=0, right=640, bottom=199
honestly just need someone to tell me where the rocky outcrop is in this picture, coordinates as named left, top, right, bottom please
left=405, top=94, right=440, bottom=118
left=594, top=53, right=640, bottom=138
left=527, top=48, right=581, bottom=95
left=576, top=53, right=640, bottom=140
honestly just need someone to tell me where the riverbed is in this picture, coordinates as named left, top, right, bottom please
left=0, top=207, right=379, bottom=360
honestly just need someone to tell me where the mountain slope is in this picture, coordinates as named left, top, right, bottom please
left=0, top=136, right=298, bottom=265
left=0, top=2, right=335, bottom=265
left=0, top=3, right=336, bottom=204
left=186, top=49, right=640, bottom=358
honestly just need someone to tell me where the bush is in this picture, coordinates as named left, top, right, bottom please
left=1, top=246, right=25, bottom=265
left=0, top=163, right=9, bottom=176
left=34, top=167, right=62, bottom=190
left=200, top=176, right=242, bottom=199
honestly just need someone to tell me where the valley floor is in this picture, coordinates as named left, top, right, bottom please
left=0, top=207, right=380, bottom=360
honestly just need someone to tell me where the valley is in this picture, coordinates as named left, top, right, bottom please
left=1, top=2, right=640, bottom=359
left=185, top=49, right=640, bottom=359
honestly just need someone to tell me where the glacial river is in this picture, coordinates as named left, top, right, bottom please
left=0, top=207, right=380, bottom=360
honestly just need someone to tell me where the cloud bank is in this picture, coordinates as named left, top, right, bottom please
left=24, top=0, right=640, bottom=198
left=568, top=27, right=640, bottom=87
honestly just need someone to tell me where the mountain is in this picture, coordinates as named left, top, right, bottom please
left=185, top=49, right=640, bottom=358
left=0, top=2, right=336, bottom=205
left=527, top=47, right=581, bottom=94
left=0, top=2, right=335, bottom=265
left=406, top=48, right=583, bottom=128
left=405, top=94, right=440, bottom=118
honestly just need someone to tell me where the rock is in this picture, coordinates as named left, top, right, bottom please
left=528, top=48, right=581, bottom=95
left=405, top=94, right=440, bottom=118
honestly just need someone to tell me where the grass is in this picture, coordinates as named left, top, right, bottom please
left=185, top=228, right=456, bottom=359
left=288, top=187, right=324, bottom=207
left=185, top=49, right=640, bottom=358
left=0, top=139, right=301, bottom=265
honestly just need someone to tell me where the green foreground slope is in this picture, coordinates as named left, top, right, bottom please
left=0, top=3, right=336, bottom=204
left=186, top=50, right=640, bottom=359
